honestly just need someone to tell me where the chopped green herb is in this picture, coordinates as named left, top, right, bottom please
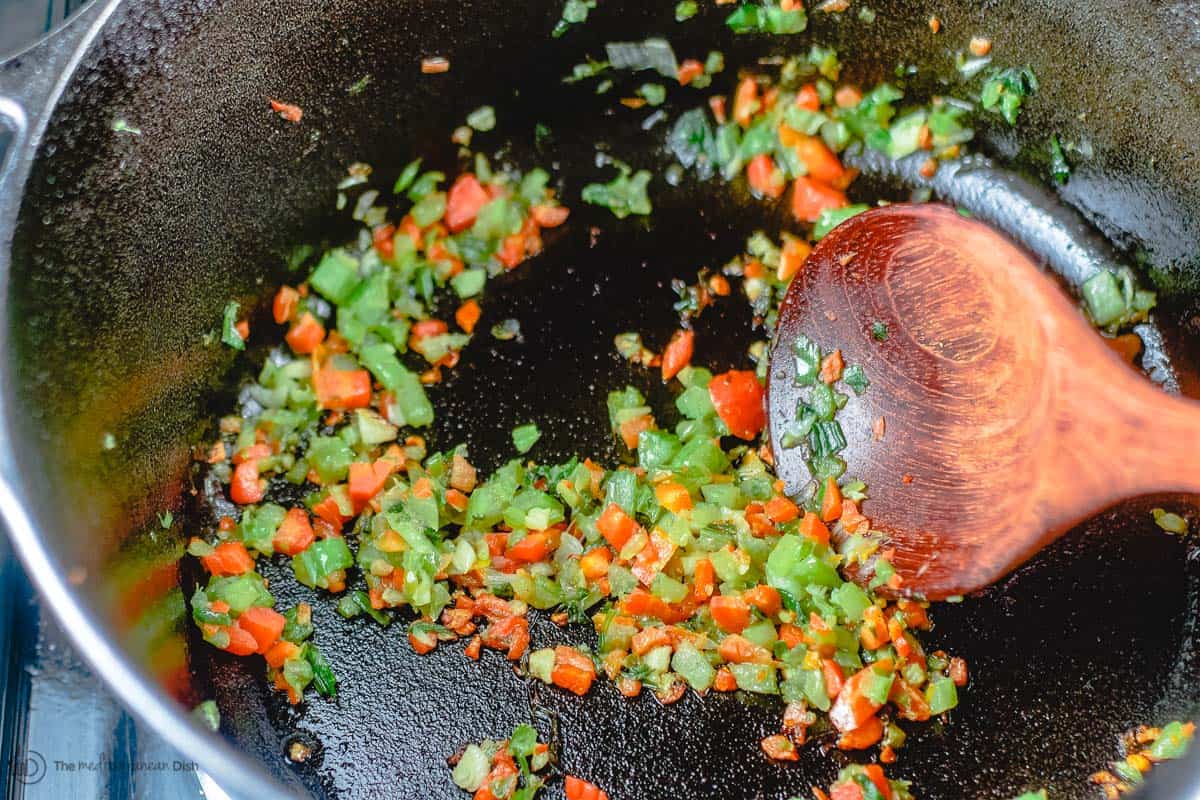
left=564, top=58, right=611, bottom=83
left=158, top=511, right=174, bottom=528
left=843, top=364, right=869, bottom=395
left=675, top=0, right=698, bottom=21
left=581, top=164, right=653, bottom=218
left=1048, top=133, right=1070, bottom=185
left=112, top=119, right=142, bottom=136
left=221, top=301, right=245, bottom=350
left=871, top=321, right=889, bottom=341
left=347, top=74, right=373, bottom=95
left=980, top=67, right=1039, bottom=125
left=725, top=2, right=807, bottom=34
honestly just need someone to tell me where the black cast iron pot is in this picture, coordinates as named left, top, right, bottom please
left=2, top=1, right=1200, bottom=798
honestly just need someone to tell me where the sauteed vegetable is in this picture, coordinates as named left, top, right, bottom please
left=184, top=12, right=1192, bottom=799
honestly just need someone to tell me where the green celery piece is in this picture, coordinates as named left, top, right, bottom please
left=512, top=423, right=542, bottom=454
left=671, top=642, right=715, bottom=691
left=450, top=268, right=487, bottom=298
left=925, top=677, right=959, bottom=714
left=307, top=436, right=354, bottom=484
left=1081, top=270, right=1126, bottom=326
left=1149, top=721, right=1194, bottom=760
left=581, top=167, right=652, bottom=219
left=221, top=301, right=244, bottom=350
left=239, top=503, right=286, bottom=555
left=813, top=204, right=870, bottom=240
left=729, top=662, right=779, bottom=694
left=292, top=538, right=354, bottom=589
left=638, top=429, right=681, bottom=471
left=207, top=573, right=273, bottom=615
left=310, top=250, right=360, bottom=304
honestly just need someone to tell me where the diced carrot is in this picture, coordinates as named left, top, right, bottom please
left=617, top=413, right=654, bottom=450
left=830, top=783, right=865, bottom=800
left=630, top=528, right=677, bottom=586
left=744, top=584, right=782, bottom=617
left=481, top=615, right=530, bottom=660
left=264, top=640, right=301, bottom=669
left=761, top=734, right=799, bottom=762
left=778, top=623, right=804, bottom=649
left=464, top=635, right=482, bottom=660
left=631, top=626, right=672, bottom=656
left=348, top=459, right=394, bottom=502
left=778, top=236, right=812, bottom=283
left=796, top=512, right=830, bottom=546
left=455, top=299, right=482, bottom=334
left=864, top=764, right=894, bottom=800
left=819, top=350, right=845, bottom=384
left=224, top=624, right=260, bottom=656
left=311, top=494, right=347, bottom=529
left=596, top=503, right=639, bottom=549
left=408, top=630, right=437, bottom=655
left=677, top=59, right=705, bottom=86
left=791, top=176, right=848, bottom=223
left=764, top=495, right=800, bottom=523
left=445, top=488, right=470, bottom=511
left=779, top=128, right=847, bottom=187
left=237, top=605, right=286, bottom=654
left=733, top=77, right=760, bottom=126
left=713, top=667, right=738, bottom=692
left=285, top=312, right=325, bottom=354
left=372, top=222, right=397, bottom=261
left=445, top=174, right=490, bottom=232
left=269, top=99, right=303, bottom=123
left=229, top=460, right=265, bottom=505
left=710, top=595, right=751, bottom=634
left=314, top=367, right=372, bottom=410
left=201, top=541, right=256, bottom=576
left=693, top=558, right=716, bottom=603
left=830, top=666, right=887, bottom=732
left=821, top=657, right=845, bottom=698
left=821, top=477, right=843, bottom=522
left=273, top=286, right=299, bottom=325
left=837, top=715, right=884, bottom=749
left=661, top=329, right=695, bottom=382
left=579, top=547, right=613, bottom=580
left=709, top=370, right=766, bottom=440
left=232, top=442, right=271, bottom=465
left=619, top=588, right=689, bottom=623
left=506, top=532, right=553, bottom=563
left=747, top=154, right=786, bottom=199
left=565, top=775, right=609, bottom=800
left=795, top=82, right=821, bottom=111
left=655, top=481, right=693, bottom=514
left=835, top=85, right=863, bottom=108
left=719, top=634, right=771, bottom=664
left=531, top=205, right=570, bottom=228
left=709, top=95, right=728, bottom=124
left=273, top=507, right=316, bottom=556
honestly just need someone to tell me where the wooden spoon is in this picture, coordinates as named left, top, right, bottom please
left=767, top=203, right=1200, bottom=600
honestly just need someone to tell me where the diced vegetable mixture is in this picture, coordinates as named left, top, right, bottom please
left=183, top=8, right=1189, bottom=800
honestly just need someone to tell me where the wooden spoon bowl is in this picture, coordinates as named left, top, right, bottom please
left=767, top=203, right=1200, bottom=599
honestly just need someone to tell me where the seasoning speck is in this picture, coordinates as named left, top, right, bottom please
left=928, top=16, right=941, bottom=33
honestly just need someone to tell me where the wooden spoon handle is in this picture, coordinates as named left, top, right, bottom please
left=1104, top=371, right=1200, bottom=497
